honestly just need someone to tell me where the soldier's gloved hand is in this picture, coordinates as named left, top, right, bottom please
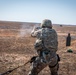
left=33, top=26, right=41, bottom=31
left=31, top=27, right=37, bottom=37
left=30, top=56, right=38, bottom=63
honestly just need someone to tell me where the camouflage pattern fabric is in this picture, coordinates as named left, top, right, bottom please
left=29, top=19, right=59, bottom=75
left=32, top=28, right=58, bottom=53
left=28, top=56, right=59, bottom=75
left=41, top=19, right=52, bottom=28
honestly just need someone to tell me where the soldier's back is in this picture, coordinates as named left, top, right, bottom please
left=41, top=28, right=58, bottom=51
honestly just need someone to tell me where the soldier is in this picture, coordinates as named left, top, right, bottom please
left=29, top=19, right=59, bottom=75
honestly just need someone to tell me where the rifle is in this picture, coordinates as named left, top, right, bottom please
left=0, top=56, right=37, bottom=75
left=0, top=60, right=30, bottom=75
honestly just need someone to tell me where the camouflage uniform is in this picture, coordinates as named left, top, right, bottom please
left=29, top=19, right=59, bottom=75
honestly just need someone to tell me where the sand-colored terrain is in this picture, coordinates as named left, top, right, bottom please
left=0, top=21, right=76, bottom=75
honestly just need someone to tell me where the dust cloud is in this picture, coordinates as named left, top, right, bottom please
left=19, top=24, right=33, bottom=37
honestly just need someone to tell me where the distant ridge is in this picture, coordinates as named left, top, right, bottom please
left=0, top=20, right=76, bottom=29
left=0, top=20, right=40, bottom=24
left=0, top=20, right=40, bottom=29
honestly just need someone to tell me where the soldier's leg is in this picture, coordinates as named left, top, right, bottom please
left=49, top=63, right=59, bottom=75
left=48, top=54, right=60, bottom=75
left=28, top=57, right=47, bottom=75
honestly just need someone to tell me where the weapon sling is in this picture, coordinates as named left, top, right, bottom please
left=0, top=60, right=30, bottom=75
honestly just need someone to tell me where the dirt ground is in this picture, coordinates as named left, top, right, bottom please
left=0, top=22, right=76, bottom=75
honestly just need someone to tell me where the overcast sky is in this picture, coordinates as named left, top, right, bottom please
left=0, top=0, right=76, bottom=25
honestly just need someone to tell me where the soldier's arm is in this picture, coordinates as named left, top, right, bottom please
left=31, top=27, right=41, bottom=37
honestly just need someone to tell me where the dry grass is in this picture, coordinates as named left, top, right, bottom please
left=0, top=22, right=76, bottom=75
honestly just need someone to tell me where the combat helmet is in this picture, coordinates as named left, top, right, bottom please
left=41, top=19, right=52, bottom=28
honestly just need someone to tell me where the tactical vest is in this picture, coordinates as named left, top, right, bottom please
left=34, top=28, right=58, bottom=52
